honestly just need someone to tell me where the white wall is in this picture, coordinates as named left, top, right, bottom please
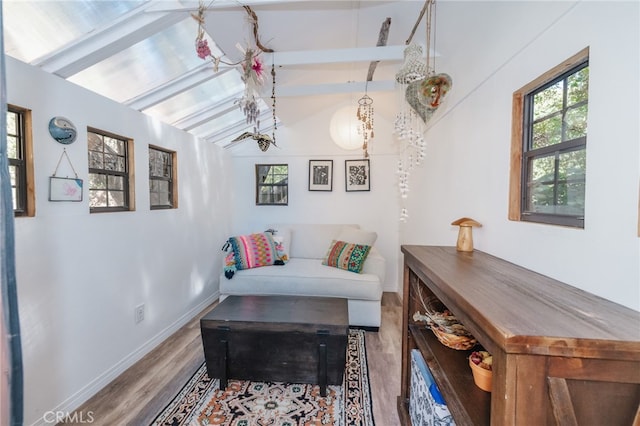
left=401, top=1, right=640, bottom=310
left=227, top=93, right=401, bottom=292
left=7, top=57, right=233, bottom=425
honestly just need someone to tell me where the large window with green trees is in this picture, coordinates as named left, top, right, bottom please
left=6, top=105, right=34, bottom=217
left=510, top=48, right=589, bottom=228
left=256, top=164, right=288, bottom=205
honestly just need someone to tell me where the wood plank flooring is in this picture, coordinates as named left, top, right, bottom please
left=65, top=293, right=403, bottom=426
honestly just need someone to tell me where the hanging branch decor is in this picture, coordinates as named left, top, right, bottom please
left=227, top=62, right=278, bottom=152
left=192, top=1, right=273, bottom=130
left=238, top=48, right=265, bottom=127
left=192, top=1, right=221, bottom=72
left=395, top=0, right=452, bottom=222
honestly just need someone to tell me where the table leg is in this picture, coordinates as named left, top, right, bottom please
left=317, top=330, right=328, bottom=397
left=219, top=326, right=229, bottom=390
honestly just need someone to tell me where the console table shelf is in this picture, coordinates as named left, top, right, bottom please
left=398, top=245, right=640, bottom=426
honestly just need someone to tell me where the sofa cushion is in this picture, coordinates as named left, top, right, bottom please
left=269, top=224, right=359, bottom=259
left=266, top=227, right=291, bottom=262
left=322, top=240, right=372, bottom=273
left=219, top=258, right=382, bottom=301
left=336, top=227, right=377, bottom=246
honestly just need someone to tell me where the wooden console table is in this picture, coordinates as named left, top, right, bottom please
left=398, top=245, right=640, bottom=425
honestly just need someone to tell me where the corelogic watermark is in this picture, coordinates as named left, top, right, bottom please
left=43, top=411, right=95, bottom=424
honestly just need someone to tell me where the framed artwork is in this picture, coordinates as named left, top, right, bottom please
left=308, top=160, right=333, bottom=191
left=49, top=177, right=83, bottom=202
left=345, top=159, right=370, bottom=192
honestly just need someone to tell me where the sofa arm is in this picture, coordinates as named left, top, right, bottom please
left=363, top=246, right=385, bottom=283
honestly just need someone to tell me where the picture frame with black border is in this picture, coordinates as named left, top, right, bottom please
left=345, top=159, right=370, bottom=192
left=309, top=160, right=333, bottom=191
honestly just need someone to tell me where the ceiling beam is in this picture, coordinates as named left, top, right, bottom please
left=145, top=0, right=305, bottom=14
left=275, top=80, right=396, bottom=97
left=125, top=65, right=235, bottom=111
left=204, top=110, right=275, bottom=145
left=32, top=1, right=188, bottom=78
left=173, top=93, right=244, bottom=130
left=266, top=45, right=406, bottom=67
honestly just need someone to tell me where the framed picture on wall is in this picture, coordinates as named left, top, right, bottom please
left=345, top=159, right=370, bottom=192
left=49, top=176, right=83, bottom=202
left=309, top=160, right=333, bottom=191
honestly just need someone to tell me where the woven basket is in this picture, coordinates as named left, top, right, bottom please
left=431, top=324, right=477, bottom=350
left=419, top=297, right=477, bottom=350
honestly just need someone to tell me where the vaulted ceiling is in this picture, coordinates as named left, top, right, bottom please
left=3, top=0, right=429, bottom=148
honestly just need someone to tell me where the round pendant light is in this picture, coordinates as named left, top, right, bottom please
left=329, top=105, right=361, bottom=150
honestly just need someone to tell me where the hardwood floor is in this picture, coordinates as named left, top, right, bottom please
left=66, top=293, right=403, bottom=426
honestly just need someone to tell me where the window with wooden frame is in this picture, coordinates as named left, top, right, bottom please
left=149, top=145, right=177, bottom=209
left=87, top=128, right=135, bottom=212
left=510, top=48, right=589, bottom=228
left=6, top=105, right=35, bottom=217
left=256, top=164, right=288, bottom=205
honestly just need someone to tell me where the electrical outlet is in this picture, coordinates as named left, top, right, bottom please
left=135, top=304, right=145, bottom=324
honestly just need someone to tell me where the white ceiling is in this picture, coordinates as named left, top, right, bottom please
left=2, top=0, right=430, bottom=148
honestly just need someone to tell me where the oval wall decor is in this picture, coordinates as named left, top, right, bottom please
left=48, top=116, right=77, bottom=144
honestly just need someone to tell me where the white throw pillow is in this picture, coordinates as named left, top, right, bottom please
left=266, top=227, right=291, bottom=260
left=337, top=227, right=378, bottom=246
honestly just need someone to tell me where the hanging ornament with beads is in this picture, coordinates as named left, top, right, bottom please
left=356, top=94, right=374, bottom=158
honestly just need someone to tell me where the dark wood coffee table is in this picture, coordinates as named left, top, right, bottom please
left=200, top=295, right=349, bottom=396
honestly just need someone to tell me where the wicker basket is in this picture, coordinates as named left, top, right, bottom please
left=415, top=297, right=477, bottom=350
left=431, top=324, right=477, bottom=350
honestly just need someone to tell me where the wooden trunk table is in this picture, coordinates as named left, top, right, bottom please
left=200, top=295, right=349, bottom=396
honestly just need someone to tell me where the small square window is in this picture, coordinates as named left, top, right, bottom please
left=256, top=164, right=288, bottom=205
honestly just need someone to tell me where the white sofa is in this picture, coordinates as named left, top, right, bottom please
left=219, top=223, right=385, bottom=329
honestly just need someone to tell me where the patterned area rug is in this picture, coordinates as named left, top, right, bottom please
left=151, top=329, right=374, bottom=426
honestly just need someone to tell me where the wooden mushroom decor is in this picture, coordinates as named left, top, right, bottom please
left=451, top=217, right=482, bottom=252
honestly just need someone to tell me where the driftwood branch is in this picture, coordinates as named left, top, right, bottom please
left=405, top=0, right=430, bottom=45
left=243, top=5, right=274, bottom=53
left=366, top=17, right=392, bottom=82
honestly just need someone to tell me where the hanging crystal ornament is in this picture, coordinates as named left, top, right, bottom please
left=394, top=0, right=452, bottom=222
left=394, top=43, right=428, bottom=221
left=356, top=94, right=374, bottom=158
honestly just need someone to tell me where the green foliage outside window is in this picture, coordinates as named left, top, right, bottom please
left=523, top=63, right=588, bottom=225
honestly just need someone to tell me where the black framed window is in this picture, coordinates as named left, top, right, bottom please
left=149, top=146, right=176, bottom=209
left=88, top=129, right=133, bottom=212
left=520, top=58, right=588, bottom=228
left=7, top=106, right=33, bottom=217
left=256, top=164, right=288, bottom=205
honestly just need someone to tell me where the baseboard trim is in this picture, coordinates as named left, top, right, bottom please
left=30, top=291, right=219, bottom=426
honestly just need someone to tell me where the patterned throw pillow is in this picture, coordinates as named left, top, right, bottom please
left=322, top=240, right=372, bottom=274
left=224, top=232, right=278, bottom=279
